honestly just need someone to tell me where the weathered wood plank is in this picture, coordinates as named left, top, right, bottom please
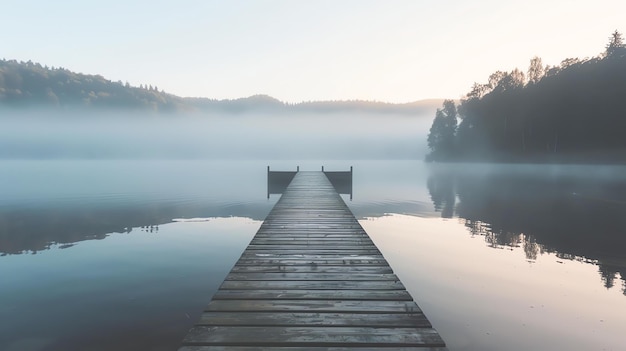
left=258, top=227, right=364, bottom=230
left=240, top=253, right=384, bottom=259
left=248, top=244, right=377, bottom=248
left=252, top=235, right=370, bottom=239
left=260, top=222, right=361, bottom=225
left=250, top=239, right=373, bottom=243
left=229, top=265, right=393, bottom=273
left=250, top=239, right=374, bottom=244
left=180, top=347, right=448, bottom=351
left=182, top=326, right=445, bottom=347
left=234, top=259, right=391, bottom=266
left=212, top=289, right=411, bottom=301
left=219, top=280, right=406, bottom=290
left=197, top=312, right=431, bottom=327
left=225, top=272, right=399, bottom=281
left=245, top=245, right=378, bottom=251
left=205, top=300, right=422, bottom=313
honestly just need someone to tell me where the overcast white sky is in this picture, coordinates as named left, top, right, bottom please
left=2, top=0, right=624, bottom=103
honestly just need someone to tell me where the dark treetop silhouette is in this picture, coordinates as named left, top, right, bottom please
left=427, top=30, right=626, bottom=163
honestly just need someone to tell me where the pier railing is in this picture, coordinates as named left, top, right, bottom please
left=267, top=166, right=353, bottom=200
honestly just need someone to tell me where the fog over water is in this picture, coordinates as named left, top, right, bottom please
left=2, top=109, right=626, bottom=351
left=0, top=110, right=432, bottom=160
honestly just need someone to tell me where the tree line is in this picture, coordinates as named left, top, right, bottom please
left=0, top=59, right=187, bottom=111
left=0, top=59, right=438, bottom=115
left=427, top=31, right=626, bottom=163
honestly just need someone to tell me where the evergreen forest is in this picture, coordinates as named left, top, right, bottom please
left=0, top=60, right=435, bottom=115
left=427, top=31, right=626, bottom=163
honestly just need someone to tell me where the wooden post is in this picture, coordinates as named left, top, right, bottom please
left=322, top=166, right=324, bottom=172
left=297, top=166, right=299, bottom=172
left=350, top=166, right=353, bottom=200
left=267, top=166, right=270, bottom=199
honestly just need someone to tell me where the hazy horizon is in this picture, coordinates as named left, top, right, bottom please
left=3, top=1, right=623, bottom=103
left=0, top=110, right=434, bottom=160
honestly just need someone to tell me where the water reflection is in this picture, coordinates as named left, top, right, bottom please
left=0, top=201, right=274, bottom=256
left=0, top=162, right=390, bottom=256
left=0, top=159, right=276, bottom=256
left=427, top=163, right=626, bottom=294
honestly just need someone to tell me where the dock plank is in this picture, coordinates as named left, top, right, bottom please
left=205, top=300, right=422, bottom=313
left=248, top=246, right=379, bottom=253
left=239, top=253, right=385, bottom=259
left=233, top=259, right=390, bottom=266
left=183, top=326, right=445, bottom=347
left=225, top=272, right=399, bottom=281
left=180, top=347, right=448, bottom=351
left=212, top=289, right=412, bottom=301
left=196, top=312, right=431, bottom=327
left=229, top=265, right=393, bottom=274
left=219, top=280, right=406, bottom=290
left=178, top=171, right=446, bottom=350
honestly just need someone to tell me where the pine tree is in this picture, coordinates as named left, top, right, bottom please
left=427, top=100, right=458, bottom=161
left=606, top=30, right=625, bottom=57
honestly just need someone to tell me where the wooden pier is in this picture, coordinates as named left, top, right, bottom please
left=179, top=171, right=447, bottom=350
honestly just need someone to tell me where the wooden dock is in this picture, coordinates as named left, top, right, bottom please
left=179, top=171, right=447, bottom=350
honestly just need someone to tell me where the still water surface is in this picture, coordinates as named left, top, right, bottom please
left=1, top=160, right=625, bottom=351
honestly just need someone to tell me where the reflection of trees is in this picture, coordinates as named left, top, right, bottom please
left=464, top=220, right=490, bottom=237
left=523, top=235, right=542, bottom=261
left=482, top=229, right=521, bottom=250
left=0, top=202, right=273, bottom=256
left=599, top=265, right=618, bottom=289
left=427, top=170, right=456, bottom=218
left=426, top=165, right=626, bottom=294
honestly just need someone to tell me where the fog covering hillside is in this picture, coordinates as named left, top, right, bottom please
left=0, top=59, right=439, bottom=115
left=0, top=58, right=438, bottom=160
left=0, top=59, right=187, bottom=111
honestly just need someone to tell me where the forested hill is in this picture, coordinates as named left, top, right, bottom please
left=427, top=31, right=626, bottom=164
left=0, top=59, right=188, bottom=111
left=0, top=59, right=438, bottom=115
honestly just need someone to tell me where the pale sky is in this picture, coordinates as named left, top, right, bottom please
left=2, top=1, right=624, bottom=103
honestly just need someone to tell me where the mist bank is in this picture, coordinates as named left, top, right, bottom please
left=0, top=110, right=431, bottom=159
left=0, top=59, right=441, bottom=115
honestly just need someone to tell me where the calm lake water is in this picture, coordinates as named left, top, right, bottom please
left=1, top=159, right=625, bottom=351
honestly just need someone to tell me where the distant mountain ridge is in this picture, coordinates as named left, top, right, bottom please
left=0, top=59, right=441, bottom=115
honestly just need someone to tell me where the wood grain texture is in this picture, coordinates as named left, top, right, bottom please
left=205, top=300, right=423, bottom=313
left=225, top=272, right=399, bottom=281
left=212, top=289, right=412, bottom=301
left=197, top=312, right=432, bottom=327
left=228, top=265, right=393, bottom=274
left=180, top=347, right=448, bottom=351
left=178, top=172, right=446, bottom=350
left=218, top=280, right=406, bottom=290
left=183, top=326, right=445, bottom=346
